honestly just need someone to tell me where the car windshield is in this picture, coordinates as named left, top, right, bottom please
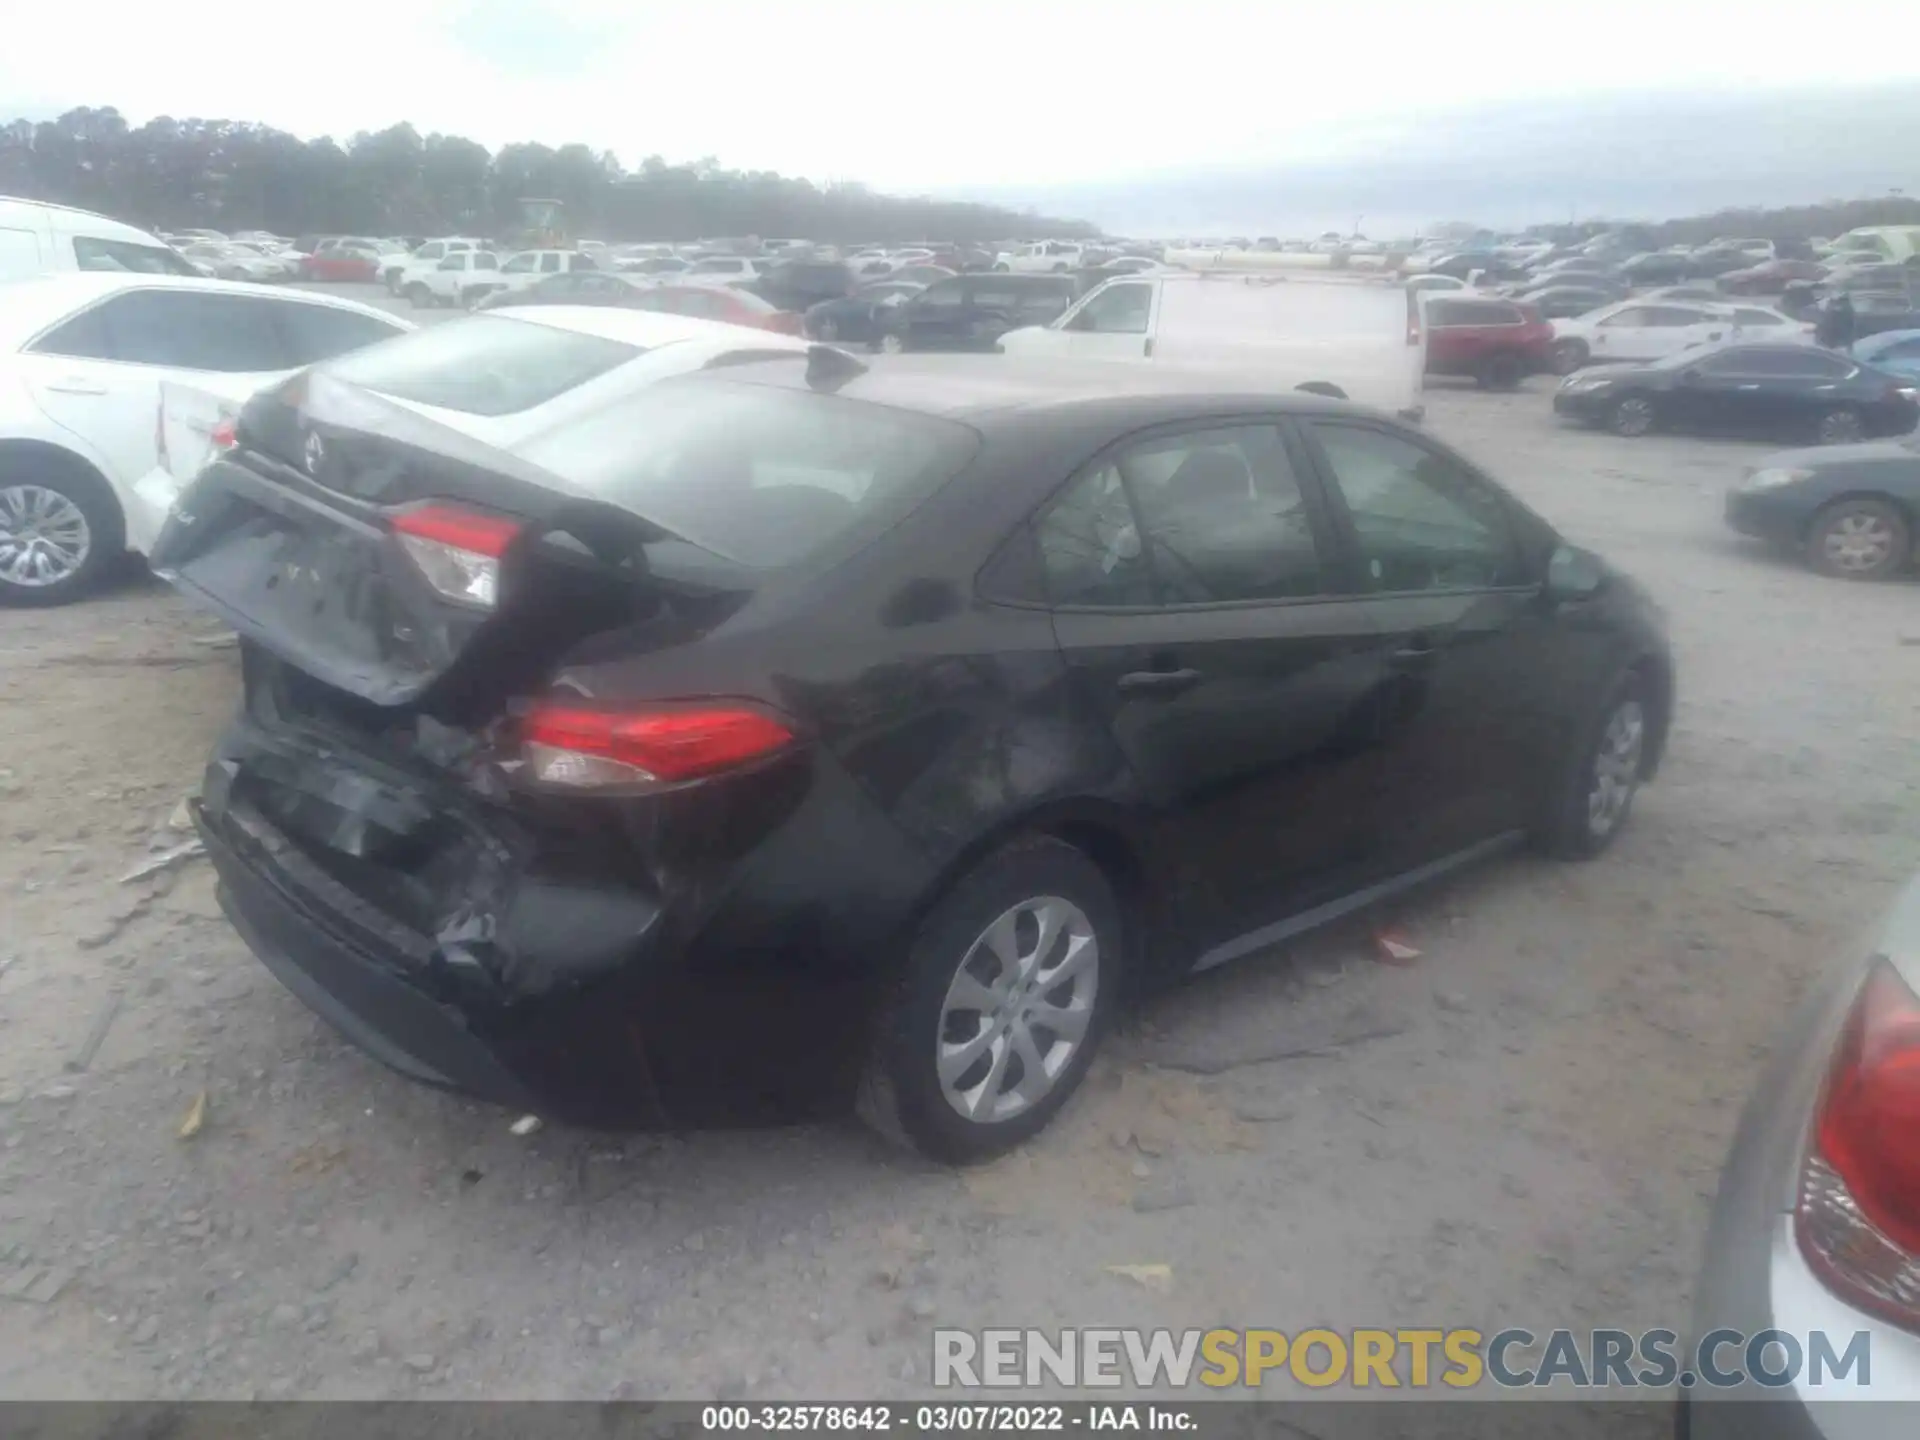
left=513, top=378, right=978, bottom=569
left=318, top=314, right=643, bottom=416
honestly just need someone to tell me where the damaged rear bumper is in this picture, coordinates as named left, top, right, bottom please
left=196, top=791, right=673, bottom=1127
left=192, top=659, right=927, bottom=1129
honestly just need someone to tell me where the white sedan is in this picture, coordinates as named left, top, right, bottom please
left=142, top=306, right=816, bottom=591
left=1549, top=299, right=1745, bottom=374
left=0, top=274, right=412, bottom=604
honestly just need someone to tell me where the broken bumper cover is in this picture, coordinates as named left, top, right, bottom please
left=197, top=795, right=677, bottom=1126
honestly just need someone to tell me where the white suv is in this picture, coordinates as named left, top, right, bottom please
left=383, top=237, right=485, bottom=293
left=0, top=274, right=411, bottom=603
left=994, top=241, right=1085, bottom=273
left=403, top=250, right=504, bottom=309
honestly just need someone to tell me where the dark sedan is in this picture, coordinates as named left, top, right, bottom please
left=1724, top=435, right=1920, bottom=579
left=152, top=354, right=1672, bottom=1160
left=1716, top=258, right=1828, bottom=295
left=1617, top=251, right=1697, bottom=284
left=1553, top=343, right=1919, bottom=444
left=876, top=273, right=1078, bottom=352
left=802, top=279, right=926, bottom=346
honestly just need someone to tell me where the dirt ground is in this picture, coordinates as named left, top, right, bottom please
left=4, top=356, right=1920, bottom=1403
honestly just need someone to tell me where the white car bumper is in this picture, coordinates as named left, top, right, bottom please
left=126, top=466, right=184, bottom=557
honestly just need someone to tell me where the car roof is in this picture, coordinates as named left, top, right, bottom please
left=697, top=352, right=1390, bottom=423
left=0, top=272, right=406, bottom=348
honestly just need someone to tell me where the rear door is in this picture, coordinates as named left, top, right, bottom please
left=1037, top=419, right=1404, bottom=955
left=21, top=288, right=293, bottom=490
left=1295, top=417, right=1548, bottom=871
left=898, top=277, right=970, bottom=350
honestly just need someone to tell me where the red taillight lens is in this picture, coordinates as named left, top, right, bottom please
left=390, top=501, right=523, bottom=609
left=1795, top=961, right=1920, bottom=1328
left=519, top=703, right=794, bottom=789
left=209, top=417, right=238, bottom=450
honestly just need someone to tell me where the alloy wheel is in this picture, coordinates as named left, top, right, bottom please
left=880, top=333, right=905, bottom=354
left=0, top=484, right=92, bottom=589
left=1609, top=396, right=1655, bottom=437
left=936, top=896, right=1099, bottom=1125
left=1820, top=510, right=1898, bottom=575
left=1817, top=408, right=1864, bottom=445
left=1586, top=699, right=1645, bottom=839
left=815, top=319, right=838, bottom=342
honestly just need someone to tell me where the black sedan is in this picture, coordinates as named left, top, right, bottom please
left=1725, top=436, right=1920, bottom=579
left=1553, top=343, right=1920, bottom=444
left=152, top=354, right=1673, bottom=1161
left=802, top=280, right=926, bottom=345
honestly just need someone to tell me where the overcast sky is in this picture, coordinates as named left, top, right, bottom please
left=7, top=0, right=1919, bottom=227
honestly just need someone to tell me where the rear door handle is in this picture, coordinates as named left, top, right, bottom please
left=1118, top=667, right=1202, bottom=696
left=45, top=378, right=108, bottom=395
left=1391, top=635, right=1440, bottom=665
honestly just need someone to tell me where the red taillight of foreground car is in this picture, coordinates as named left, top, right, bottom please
left=519, top=703, right=795, bottom=789
left=390, top=501, right=523, bottom=609
left=1795, top=961, right=1920, bottom=1330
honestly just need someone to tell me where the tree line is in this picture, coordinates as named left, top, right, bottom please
left=0, top=106, right=1102, bottom=245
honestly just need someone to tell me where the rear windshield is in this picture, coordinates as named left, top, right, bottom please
left=318, top=315, right=642, bottom=416
left=515, top=379, right=978, bottom=569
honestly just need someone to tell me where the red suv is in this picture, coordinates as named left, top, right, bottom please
left=1423, top=296, right=1554, bottom=389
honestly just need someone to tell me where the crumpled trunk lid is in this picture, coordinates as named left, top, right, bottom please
left=150, top=370, right=669, bottom=712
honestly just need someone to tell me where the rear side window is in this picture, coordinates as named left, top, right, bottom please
left=514, top=381, right=978, bottom=569
left=73, top=236, right=199, bottom=276
left=274, top=302, right=407, bottom=366
left=319, top=314, right=641, bottom=416
left=34, top=290, right=288, bottom=371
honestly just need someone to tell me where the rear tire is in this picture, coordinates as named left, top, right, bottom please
left=1815, top=406, right=1865, bottom=445
left=1805, top=497, right=1909, bottom=580
left=1477, top=352, right=1524, bottom=390
left=406, top=283, right=431, bottom=308
left=0, top=455, right=125, bottom=608
left=857, top=837, right=1124, bottom=1163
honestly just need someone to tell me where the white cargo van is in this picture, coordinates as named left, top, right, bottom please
left=996, top=271, right=1426, bottom=418
left=0, top=197, right=199, bottom=283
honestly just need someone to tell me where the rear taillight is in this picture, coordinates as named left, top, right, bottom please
left=390, top=501, right=523, bottom=609
left=1795, top=961, right=1920, bottom=1330
left=1406, top=291, right=1422, bottom=347
left=209, top=417, right=238, bottom=450
left=519, top=703, right=794, bottom=789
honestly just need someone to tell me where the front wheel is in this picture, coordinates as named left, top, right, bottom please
left=878, top=332, right=906, bottom=354
left=858, top=837, right=1123, bottom=1163
left=1606, top=393, right=1656, bottom=437
left=1806, top=497, right=1909, bottom=580
left=1537, top=674, right=1650, bottom=859
left=813, top=317, right=839, bottom=343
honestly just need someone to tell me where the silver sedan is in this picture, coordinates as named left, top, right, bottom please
left=1686, top=877, right=1920, bottom=1435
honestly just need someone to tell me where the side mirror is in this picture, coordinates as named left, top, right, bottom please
left=1546, top=544, right=1607, bottom=601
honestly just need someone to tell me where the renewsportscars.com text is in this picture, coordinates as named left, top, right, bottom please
left=932, top=1327, right=1873, bottom=1391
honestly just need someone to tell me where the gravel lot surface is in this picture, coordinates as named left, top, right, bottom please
left=4, top=297, right=1920, bottom=1403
